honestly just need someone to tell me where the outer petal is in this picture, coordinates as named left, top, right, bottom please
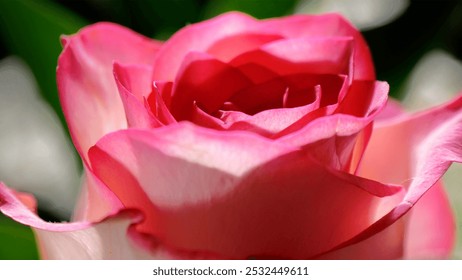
left=89, top=123, right=402, bottom=259
left=317, top=216, right=406, bottom=259
left=403, top=181, right=455, bottom=259
left=0, top=182, right=170, bottom=259
left=320, top=180, right=455, bottom=260
left=58, top=22, right=162, bottom=162
left=341, top=94, right=462, bottom=257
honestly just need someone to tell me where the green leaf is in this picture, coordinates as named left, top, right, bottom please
left=0, top=213, right=38, bottom=260
left=202, top=0, right=298, bottom=20
left=0, top=0, right=87, bottom=128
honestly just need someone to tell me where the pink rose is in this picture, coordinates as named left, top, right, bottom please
left=1, top=12, right=461, bottom=259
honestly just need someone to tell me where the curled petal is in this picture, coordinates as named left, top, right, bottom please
left=113, top=63, right=162, bottom=129
left=340, top=95, right=462, bottom=256
left=36, top=212, right=170, bottom=260
left=321, top=180, right=455, bottom=260
left=336, top=80, right=389, bottom=117
left=147, top=82, right=177, bottom=125
left=0, top=182, right=172, bottom=259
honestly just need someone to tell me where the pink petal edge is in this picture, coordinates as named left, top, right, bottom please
left=58, top=22, right=162, bottom=162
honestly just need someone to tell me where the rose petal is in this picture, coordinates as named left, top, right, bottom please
left=35, top=212, right=169, bottom=260
left=317, top=217, right=406, bottom=259
left=153, top=13, right=374, bottom=81
left=283, top=84, right=320, bottom=108
left=89, top=123, right=402, bottom=259
left=320, top=180, right=455, bottom=260
left=189, top=103, right=297, bottom=137
left=336, top=80, right=389, bottom=117
left=229, top=37, right=354, bottom=78
left=219, top=86, right=321, bottom=135
left=152, top=12, right=258, bottom=81
left=272, top=81, right=387, bottom=173
left=169, top=52, right=252, bottom=120
left=14, top=190, right=38, bottom=213
left=338, top=94, right=462, bottom=254
left=0, top=182, right=173, bottom=259
left=375, top=98, right=407, bottom=122
left=403, top=180, right=455, bottom=259
left=189, top=104, right=224, bottom=130
left=304, top=128, right=369, bottom=172
left=113, top=63, right=162, bottom=129
left=230, top=74, right=346, bottom=115
left=58, top=22, right=162, bottom=162
left=207, top=33, right=283, bottom=62
left=147, top=82, right=177, bottom=125
left=277, top=81, right=388, bottom=144
left=260, top=13, right=375, bottom=79
left=234, top=62, right=280, bottom=84
left=113, top=63, right=153, bottom=102
left=71, top=164, right=123, bottom=222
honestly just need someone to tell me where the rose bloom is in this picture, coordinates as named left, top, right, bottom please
left=1, top=12, right=461, bottom=259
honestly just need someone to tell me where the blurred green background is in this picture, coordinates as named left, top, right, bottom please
left=0, top=0, right=461, bottom=259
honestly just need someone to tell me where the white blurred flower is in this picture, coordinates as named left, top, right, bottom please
left=0, top=56, right=80, bottom=219
left=402, top=49, right=462, bottom=259
left=403, top=49, right=462, bottom=111
left=295, top=0, right=409, bottom=31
